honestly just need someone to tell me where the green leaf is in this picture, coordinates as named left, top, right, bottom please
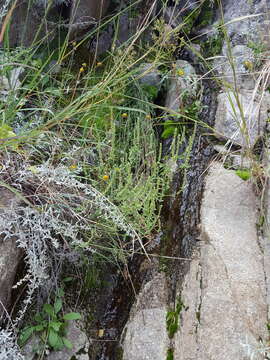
left=18, top=327, right=34, bottom=345
left=43, top=303, right=55, bottom=317
left=63, top=312, right=82, bottom=321
left=48, top=329, right=59, bottom=348
left=0, top=124, right=16, bottom=139
left=161, top=126, right=177, bottom=139
left=44, top=87, right=62, bottom=96
left=63, top=277, right=73, bottom=283
left=34, top=312, right=43, bottom=322
left=34, top=324, right=46, bottom=332
left=54, top=298, right=62, bottom=314
left=57, top=288, right=65, bottom=297
left=63, top=337, right=73, bottom=349
left=41, top=75, right=50, bottom=87
left=49, top=321, right=63, bottom=332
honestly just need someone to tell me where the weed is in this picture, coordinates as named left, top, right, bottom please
left=18, top=289, right=81, bottom=351
left=201, top=26, right=224, bottom=58
left=166, top=299, right=185, bottom=339
left=247, top=40, right=267, bottom=68
left=166, top=348, right=174, bottom=360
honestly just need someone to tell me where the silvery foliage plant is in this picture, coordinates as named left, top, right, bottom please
left=0, top=161, right=141, bottom=359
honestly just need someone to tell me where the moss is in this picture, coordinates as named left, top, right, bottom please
left=235, top=169, right=251, bottom=181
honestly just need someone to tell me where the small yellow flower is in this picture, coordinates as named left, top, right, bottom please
left=96, top=62, right=103, bottom=67
left=82, top=62, right=87, bottom=67
left=103, top=175, right=109, bottom=181
left=121, top=113, right=128, bottom=118
left=145, top=114, right=151, bottom=120
left=69, top=164, right=78, bottom=171
left=79, top=67, right=85, bottom=73
left=243, top=60, right=253, bottom=71
left=177, top=68, right=185, bottom=76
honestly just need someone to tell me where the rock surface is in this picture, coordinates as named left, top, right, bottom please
left=174, top=162, right=268, bottom=360
left=0, top=0, right=111, bottom=47
left=214, top=90, right=270, bottom=148
left=262, top=141, right=270, bottom=320
left=0, top=188, right=23, bottom=320
left=215, top=45, right=255, bottom=90
left=69, top=0, right=110, bottom=39
left=0, top=0, right=59, bottom=47
left=136, top=63, right=161, bottom=88
left=165, top=60, right=198, bottom=114
left=121, top=273, right=169, bottom=360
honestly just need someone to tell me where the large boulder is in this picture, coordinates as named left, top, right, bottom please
left=214, top=90, right=270, bottom=148
left=121, top=273, right=169, bottom=360
left=174, top=162, right=268, bottom=359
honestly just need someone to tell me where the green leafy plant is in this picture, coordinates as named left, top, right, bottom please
left=141, top=84, right=159, bottom=101
left=166, top=299, right=185, bottom=338
left=166, top=348, right=174, bottom=360
left=161, top=120, right=179, bottom=139
left=18, top=290, right=81, bottom=351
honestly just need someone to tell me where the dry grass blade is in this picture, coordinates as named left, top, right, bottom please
left=0, top=0, right=17, bottom=43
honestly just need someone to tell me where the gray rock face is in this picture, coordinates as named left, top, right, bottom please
left=69, top=0, right=110, bottom=39
left=215, top=45, right=255, bottom=90
left=1, top=0, right=59, bottom=47
left=165, top=60, right=198, bottom=114
left=214, top=90, right=270, bottom=148
left=262, top=140, right=270, bottom=320
left=221, top=0, right=265, bottom=45
left=174, top=162, right=268, bottom=360
left=136, top=63, right=161, bottom=88
left=121, top=273, right=169, bottom=360
left=89, top=14, right=138, bottom=56
left=1, top=0, right=111, bottom=47
left=0, top=188, right=23, bottom=320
